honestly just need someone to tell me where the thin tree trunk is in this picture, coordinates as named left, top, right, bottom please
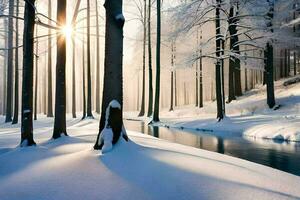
left=147, top=0, right=153, bottom=117
left=72, top=38, right=76, bottom=118
left=47, top=0, right=53, bottom=117
left=95, top=0, right=101, bottom=114
left=169, top=40, right=175, bottom=111
left=215, top=0, right=224, bottom=120
left=174, top=70, right=177, bottom=107
left=287, top=49, right=290, bottom=76
left=86, top=0, right=94, bottom=118
left=12, top=0, right=19, bottom=124
left=152, top=0, right=161, bottom=123
left=53, top=0, right=68, bottom=139
left=169, top=71, right=174, bottom=111
left=21, top=0, right=36, bottom=146
left=2, top=18, right=8, bottom=115
left=82, top=33, right=86, bottom=119
left=94, top=0, right=124, bottom=149
left=34, top=28, right=38, bottom=121
left=199, top=49, right=203, bottom=108
left=5, top=0, right=15, bottom=123
left=245, top=69, right=248, bottom=91
left=138, top=0, right=147, bottom=117
left=294, top=51, right=297, bottom=76
left=195, top=32, right=199, bottom=107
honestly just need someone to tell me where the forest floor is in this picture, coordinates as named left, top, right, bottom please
left=126, top=76, right=300, bottom=142
left=0, top=116, right=300, bottom=200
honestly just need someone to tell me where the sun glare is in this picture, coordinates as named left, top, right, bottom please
left=62, top=25, right=73, bottom=39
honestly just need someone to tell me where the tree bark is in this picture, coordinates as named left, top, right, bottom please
left=195, top=32, right=199, bottom=107
left=227, top=6, right=237, bottom=103
left=138, top=0, right=147, bottom=117
left=82, top=32, right=86, bottom=119
left=94, top=0, right=124, bottom=149
left=152, top=0, right=161, bottom=122
left=95, top=0, right=101, bottom=114
left=199, top=49, right=203, bottom=108
left=215, top=0, right=224, bottom=120
left=86, top=0, right=94, bottom=118
left=294, top=51, right=297, bottom=76
left=53, top=0, right=68, bottom=139
left=265, top=0, right=275, bottom=109
left=5, top=0, right=14, bottom=123
left=174, top=70, right=177, bottom=106
left=47, top=0, right=53, bottom=117
left=34, top=28, right=38, bottom=121
left=265, top=43, right=276, bottom=108
left=147, top=0, right=153, bottom=117
left=12, top=0, right=20, bottom=124
left=169, top=71, right=174, bottom=111
left=72, top=37, right=76, bottom=118
left=21, top=0, right=36, bottom=146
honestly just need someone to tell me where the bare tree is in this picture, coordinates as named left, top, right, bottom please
left=152, top=0, right=161, bottom=123
left=53, top=0, right=68, bottom=139
left=5, top=0, right=14, bottom=123
left=138, top=0, right=147, bottom=117
left=12, top=0, right=20, bottom=124
left=94, top=0, right=125, bottom=149
left=21, top=0, right=36, bottom=146
left=34, top=27, right=38, bottom=121
left=95, top=0, right=101, bottom=114
left=147, top=0, right=153, bottom=117
left=47, top=0, right=53, bottom=117
left=86, top=0, right=94, bottom=118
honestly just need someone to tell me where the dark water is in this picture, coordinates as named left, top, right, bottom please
left=124, top=120, right=300, bottom=176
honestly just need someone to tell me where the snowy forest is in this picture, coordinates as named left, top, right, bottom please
left=0, top=0, right=300, bottom=199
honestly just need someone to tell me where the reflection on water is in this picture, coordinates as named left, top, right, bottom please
left=124, top=120, right=300, bottom=176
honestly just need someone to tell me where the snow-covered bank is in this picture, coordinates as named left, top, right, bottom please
left=0, top=117, right=300, bottom=200
left=126, top=78, right=300, bottom=142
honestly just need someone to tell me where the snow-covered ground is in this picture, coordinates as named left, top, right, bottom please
left=126, top=77, right=300, bottom=142
left=0, top=116, right=300, bottom=200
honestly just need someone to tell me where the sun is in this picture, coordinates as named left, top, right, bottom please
left=62, top=25, right=73, bottom=39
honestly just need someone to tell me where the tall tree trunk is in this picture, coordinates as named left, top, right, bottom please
left=53, top=0, right=68, bottom=139
left=2, top=19, right=8, bottom=115
left=5, top=0, right=15, bottom=123
left=174, top=70, right=177, bottom=107
left=169, top=41, right=175, bottom=111
left=215, top=0, right=224, bottom=120
left=12, top=0, right=20, bottom=124
left=138, top=0, right=147, bottom=117
left=34, top=28, right=38, bottom=121
left=169, top=71, right=174, bottom=111
left=227, top=6, right=237, bottom=103
left=95, top=0, right=101, bottom=114
left=47, top=0, right=53, bottom=117
left=147, top=0, right=153, bottom=117
left=21, top=0, right=36, bottom=146
left=82, top=33, right=86, bottom=119
left=86, top=0, right=94, bottom=118
left=195, top=32, right=199, bottom=107
left=265, top=0, right=276, bottom=109
left=287, top=49, right=290, bottom=76
left=199, top=49, right=203, bottom=108
left=94, top=0, right=125, bottom=149
left=72, top=38, right=76, bottom=118
left=152, top=0, right=161, bottom=122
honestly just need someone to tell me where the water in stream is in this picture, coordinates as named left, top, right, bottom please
left=124, top=120, right=300, bottom=176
